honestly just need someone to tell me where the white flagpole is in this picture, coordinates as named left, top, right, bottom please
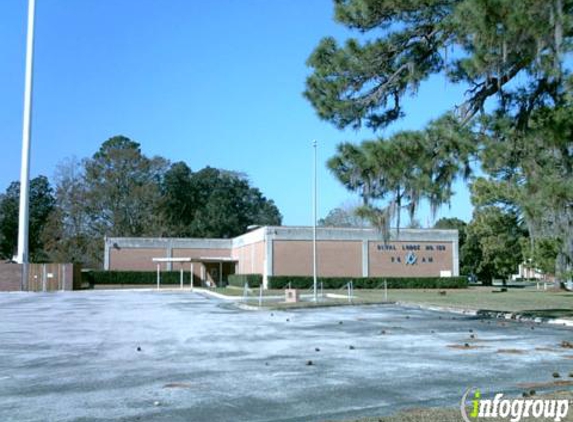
left=17, top=0, right=36, bottom=290
left=312, top=140, right=318, bottom=302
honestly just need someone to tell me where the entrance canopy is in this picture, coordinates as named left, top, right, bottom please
left=151, top=257, right=238, bottom=289
left=193, top=257, right=237, bottom=287
left=193, top=257, right=237, bottom=263
left=152, top=257, right=193, bottom=290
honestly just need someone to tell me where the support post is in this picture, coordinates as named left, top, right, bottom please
left=219, top=261, right=223, bottom=287
left=201, top=264, right=205, bottom=287
left=362, top=240, right=369, bottom=277
left=156, top=263, right=160, bottom=290
left=243, top=281, right=249, bottom=303
left=180, top=266, right=183, bottom=290
left=42, top=264, right=46, bottom=292
left=190, top=262, right=194, bottom=291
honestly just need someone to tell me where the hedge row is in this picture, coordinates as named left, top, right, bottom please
left=267, top=276, right=468, bottom=290
left=227, top=274, right=263, bottom=288
left=84, top=271, right=467, bottom=290
left=84, top=271, right=194, bottom=286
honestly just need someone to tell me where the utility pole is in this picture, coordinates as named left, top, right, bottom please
left=16, top=0, right=37, bottom=291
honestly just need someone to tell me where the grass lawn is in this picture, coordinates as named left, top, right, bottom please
left=353, top=287, right=573, bottom=319
left=212, top=286, right=573, bottom=319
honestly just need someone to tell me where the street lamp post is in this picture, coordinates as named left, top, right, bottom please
left=16, top=0, right=37, bottom=290
left=312, top=140, right=318, bottom=302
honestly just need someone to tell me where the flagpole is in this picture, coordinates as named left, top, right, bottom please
left=312, top=140, right=318, bottom=302
left=17, top=0, right=36, bottom=290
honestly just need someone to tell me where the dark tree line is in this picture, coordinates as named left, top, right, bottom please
left=161, top=163, right=281, bottom=239
left=0, top=176, right=54, bottom=262
left=0, top=136, right=282, bottom=267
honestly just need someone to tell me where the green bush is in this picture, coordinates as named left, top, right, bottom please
left=227, top=274, right=263, bottom=288
left=84, top=270, right=194, bottom=286
left=267, top=276, right=468, bottom=290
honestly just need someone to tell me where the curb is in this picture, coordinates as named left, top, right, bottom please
left=397, top=301, right=573, bottom=328
left=169, top=290, right=573, bottom=327
left=193, top=288, right=239, bottom=301
left=193, top=289, right=264, bottom=311
left=396, top=302, right=478, bottom=316
left=235, top=303, right=263, bottom=311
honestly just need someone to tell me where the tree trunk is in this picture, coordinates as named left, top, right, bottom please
left=555, top=252, right=567, bottom=289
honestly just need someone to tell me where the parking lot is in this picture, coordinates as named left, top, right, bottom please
left=0, top=290, right=572, bottom=422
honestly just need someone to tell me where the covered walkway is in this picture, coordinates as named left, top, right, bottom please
left=152, top=256, right=237, bottom=288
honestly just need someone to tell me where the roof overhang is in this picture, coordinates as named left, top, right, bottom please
left=195, top=257, right=238, bottom=263
left=152, top=257, right=237, bottom=263
left=152, top=257, right=192, bottom=263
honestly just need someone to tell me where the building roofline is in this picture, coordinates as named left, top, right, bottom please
left=264, top=226, right=457, bottom=242
left=106, top=225, right=458, bottom=247
left=264, top=225, right=457, bottom=233
left=106, top=236, right=233, bottom=243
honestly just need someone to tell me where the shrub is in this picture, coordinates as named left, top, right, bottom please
left=227, top=274, right=263, bottom=288
left=267, top=276, right=468, bottom=290
left=84, top=270, right=193, bottom=286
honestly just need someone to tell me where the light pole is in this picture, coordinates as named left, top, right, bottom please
left=312, top=140, right=318, bottom=302
left=16, top=0, right=36, bottom=290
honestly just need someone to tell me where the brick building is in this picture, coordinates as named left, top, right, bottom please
left=104, top=226, right=459, bottom=288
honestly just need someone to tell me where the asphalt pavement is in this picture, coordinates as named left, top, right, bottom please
left=0, top=290, right=571, bottom=422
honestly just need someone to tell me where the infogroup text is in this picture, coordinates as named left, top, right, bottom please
left=461, top=388, right=570, bottom=422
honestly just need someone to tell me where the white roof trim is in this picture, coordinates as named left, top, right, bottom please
left=152, top=257, right=192, bottom=263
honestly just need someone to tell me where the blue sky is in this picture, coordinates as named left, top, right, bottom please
left=0, top=0, right=472, bottom=226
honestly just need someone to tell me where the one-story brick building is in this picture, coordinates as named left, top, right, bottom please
left=104, top=226, right=459, bottom=288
